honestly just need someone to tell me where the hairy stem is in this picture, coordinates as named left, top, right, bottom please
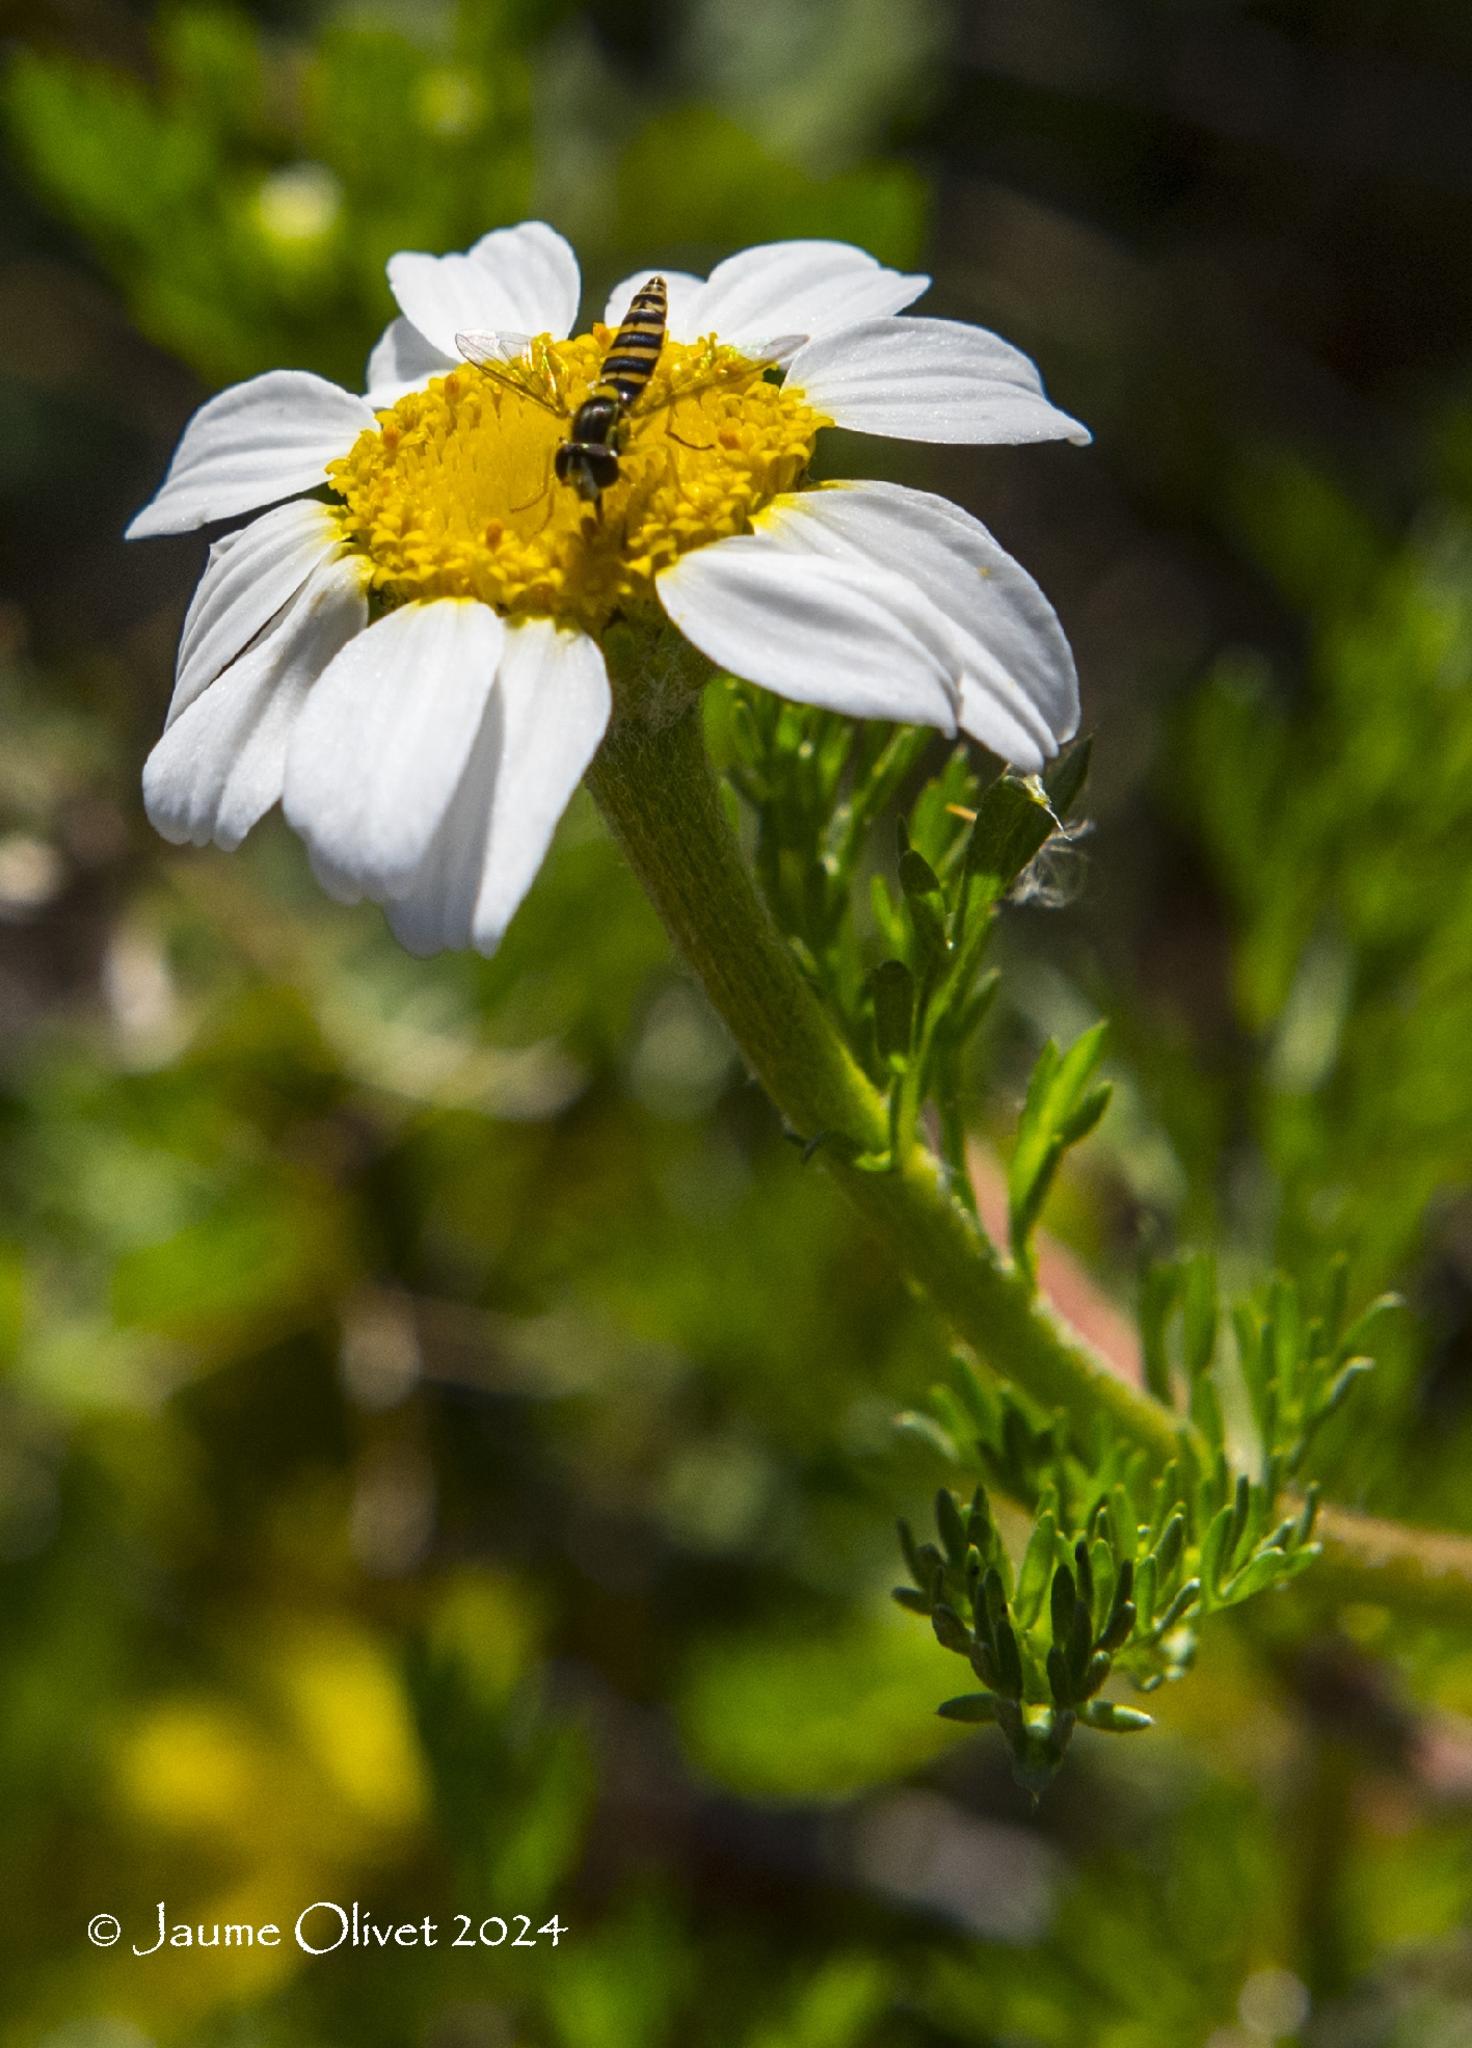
left=1313, top=1503, right=1472, bottom=1625
left=586, top=683, right=1472, bottom=1621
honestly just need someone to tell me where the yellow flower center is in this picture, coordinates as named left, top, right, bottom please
left=328, top=329, right=825, bottom=634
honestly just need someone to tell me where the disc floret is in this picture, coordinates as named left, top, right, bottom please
left=329, top=328, right=824, bottom=634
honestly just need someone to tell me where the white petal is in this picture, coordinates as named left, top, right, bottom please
left=603, top=268, right=703, bottom=333
left=674, top=241, right=927, bottom=348
left=472, top=619, right=610, bottom=950
left=282, top=598, right=504, bottom=898
left=385, top=620, right=610, bottom=958
left=363, top=316, right=456, bottom=406
left=171, top=500, right=346, bottom=727
left=143, top=554, right=368, bottom=852
left=467, top=222, right=581, bottom=336
left=387, top=255, right=520, bottom=365
left=658, top=539, right=961, bottom=731
left=788, top=318, right=1091, bottom=446
left=747, top=334, right=808, bottom=368
left=755, top=482, right=1078, bottom=767
left=388, top=222, right=580, bottom=361
left=126, top=372, right=374, bottom=538
left=307, top=844, right=369, bottom=907
left=381, top=710, right=501, bottom=955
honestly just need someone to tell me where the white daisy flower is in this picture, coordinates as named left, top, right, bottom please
left=128, top=220, right=1089, bottom=956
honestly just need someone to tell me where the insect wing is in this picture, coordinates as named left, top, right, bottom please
left=456, top=329, right=535, bottom=366
left=454, top=331, right=564, bottom=416
left=634, top=349, right=787, bottom=427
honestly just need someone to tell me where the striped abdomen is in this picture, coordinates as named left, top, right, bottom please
left=596, top=276, right=667, bottom=406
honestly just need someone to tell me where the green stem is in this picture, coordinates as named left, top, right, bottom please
left=588, top=691, right=1184, bottom=1464
left=1314, top=1503, right=1472, bottom=1626
left=586, top=684, right=1472, bottom=1621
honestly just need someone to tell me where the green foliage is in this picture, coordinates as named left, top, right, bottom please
left=613, top=107, right=926, bottom=268
left=722, top=676, right=1417, bottom=1796
left=1009, top=1021, right=1111, bottom=1284
left=723, top=682, right=1093, bottom=1193
left=5, top=8, right=538, bottom=387
left=898, top=1478, right=1153, bottom=1794
left=895, top=1257, right=1394, bottom=1787
left=677, top=1605, right=958, bottom=1800
left=743, top=1956, right=891, bottom=2048
left=4, top=6, right=927, bottom=396
left=1180, top=475, right=1472, bottom=1298
left=7, top=0, right=1472, bottom=2039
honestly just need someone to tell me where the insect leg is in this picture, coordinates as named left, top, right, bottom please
left=510, top=459, right=556, bottom=527
left=665, top=422, right=715, bottom=452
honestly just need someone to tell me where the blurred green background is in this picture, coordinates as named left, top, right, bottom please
left=4, top=1, right=1472, bottom=2042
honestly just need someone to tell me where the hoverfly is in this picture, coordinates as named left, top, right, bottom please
left=456, top=275, right=802, bottom=515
